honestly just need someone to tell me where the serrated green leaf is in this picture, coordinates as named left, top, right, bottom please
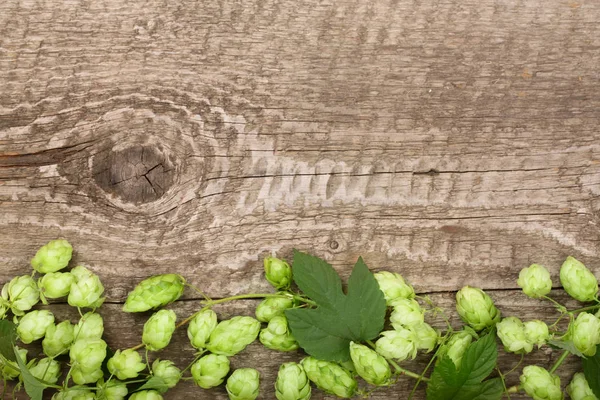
left=14, top=346, right=46, bottom=400
left=137, top=376, right=170, bottom=394
left=548, top=339, right=586, bottom=358
left=0, top=320, right=17, bottom=362
left=426, top=332, right=499, bottom=400
left=286, top=252, right=386, bottom=362
left=583, top=344, right=600, bottom=398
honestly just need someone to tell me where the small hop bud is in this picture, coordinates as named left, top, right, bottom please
left=518, top=264, right=553, bottom=299
left=411, top=322, right=440, bottom=353
left=520, top=365, right=563, bottom=400
left=255, top=296, right=294, bottom=322
left=389, top=298, right=424, bottom=329
left=571, top=312, right=600, bottom=356
left=71, top=365, right=104, bottom=385
left=29, top=357, right=61, bottom=384
left=524, top=320, right=549, bottom=348
left=206, top=316, right=261, bottom=356
left=275, top=362, right=311, bottom=400
left=191, top=353, right=230, bottom=389
left=187, top=309, right=217, bottom=349
left=52, top=388, right=95, bottom=400
left=374, top=271, right=415, bottom=305
left=300, top=357, right=357, bottom=399
left=43, top=320, right=75, bottom=357
left=73, top=312, right=104, bottom=340
left=68, top=265, right=105, bottom=309
left=143, top=309, right=176, bottom=351
left=560, top=256, right=598, bottom=302
left=69, top=338, right=107, bottom=374
left=456, top=286, right=501, bottom=331
left=226, top=368, right=260, bottom=400
left=374, top=329, right=418, bottom=361
left=128, top=391, right=164, bottom=400
left=264, top=257, right=292, bottom=289
left=1, top=348, right=27, bottom=380
left=438, top=330, right=473, bottom=369
left=259, top=315, right=299, bottom=352
left=1, top=275, right=40, bottom=316
left=496, top=317, right=533, bottom=354
left=97, top=379, right=129, bottom=400
left=152, top=359, right=181, bottom=389
left=31, top=239, right=73, bottom=273
left=567, top=372, right=598, bottom=400
left=107, top=349, right=146, bottom=380
left=17, top=310, right=55, bottom=344
left=123, top=274, right=186, bottom=313
left=38, top=272, right=75, bottom=304
left=349, top=342, right=391, bottom=386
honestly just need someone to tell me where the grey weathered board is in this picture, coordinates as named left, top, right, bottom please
left=1, top=0, right=599, bottom=398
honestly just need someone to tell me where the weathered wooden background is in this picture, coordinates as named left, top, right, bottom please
left=1, top=0, right=599, bottom=398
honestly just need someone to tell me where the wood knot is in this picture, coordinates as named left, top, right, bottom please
left=92, top=145, right=176, bottom=204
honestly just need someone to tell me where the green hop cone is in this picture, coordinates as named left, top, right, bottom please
left=129, top=391, right=163, bottom=400
left=496, top=317, right=533, bottom=354
left=43, top=320, right=75, bottom=357
left=349, top=341, right=391, bottom=386
left=52, top=388, right=95, bottom=400
left=560, top=256, right=598, bottom=302
left=29, top=357, right=61, bottom=384
left=71, top=365, right=104, bottom=385
left=255, top=296, right=294, bottom=323
left=456, top=286, right=501, bottom=331
left=143, top=309, right=176, bottom=351
left=571, top=312, right=600, bottom=356
left=1, top=275, right=40, bottom=316
left=259, top=315, right=299, bottom=352
left=520, top=365, right=563, bottom=400
left=187, top=309, right=217, bottom=349
left=97, top=379, right=129, bottom=400
left=16, top=309, right=54, bottom=344
left=438, top=330, right=474, bottom=369
left=123, top=274, right=186, bottom=313
left=152, top=359, right=182, bottom=389
left=524, top=320, right=549, bottom=348
left=206, top=316, right=261, bottom=356
left=191, top=353, right=230, bottom=389
left=1, top=348, right=27, bottom=380
left=567, top=372, right=598, bottom=400
left=389, top=298, right=424, bottom=329
left=39, top=272, right=75, bottom=303
left=68, top=265, right=105, bottom=309
left=275, top=362, right=311, bottom=400
left=264, top=257, right=292, bottom=289
left=226, top=368, right=260, bottom=400
left=517, top=264, right=552, bottom=299
left=411, top=322, right=440, bottom=352
left=69, top=338, right=107, bottom=374
left=374, top=328, right=418, bottom=361
left=31, top=239, right=73, bottom=273
left=300, top=357, right=357, bottom=399
left=107, top=349, right=146, bottom=380
left=74, top=312, right=104, bottom=339
left=374, top=271, right=415, bottom=305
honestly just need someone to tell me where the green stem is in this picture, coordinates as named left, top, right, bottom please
left=542, top=296, right=567, bottom=314
left=495, top=367, right=511, bottom=400
left=549, top=350, right=570, bottom=374
left=568, top=304, right=600, bottom=314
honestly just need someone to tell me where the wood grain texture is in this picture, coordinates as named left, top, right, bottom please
left=1, top=0, right=599, bottom=397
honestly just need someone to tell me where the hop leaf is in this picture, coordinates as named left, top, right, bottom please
left=517, top=264, right=552, bottom=299
left=143, top=309, right=176, bottom=351
left=349, top=341, right=391, bottom=386
left=123, top=274, right=185, bottom=313
left=191, top=353, right=230, bottom=389
left=560, top=256, right=598, bottom=302
left=456, top=286, right=501, bottom=331
left=187, top=309, right=217, bottom=350
left=31, top=239, right=73, bottom=273
left=226, top=368, right=260, bottom=400
left=300, top=357, right=357, bottom=398
left=275, top=362, right=311, bottom=400
left=520, top=366, right=563, bottom=400
left=206, top=316, right=261, bottom=356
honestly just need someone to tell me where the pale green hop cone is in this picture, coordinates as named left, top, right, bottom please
left=29, top=357, right=61, bottom=384
left=68, top=265, right=105, bottom=309
left=97, top=379, right=129, bottom=400
left=255, top=296, right=294, bottom=322
left=107, top=349, right=146, bottom=380
left=571, top=312, right=600, bottom=356
left=438, top=330, right=473, bottom=369
left=374, top=328, right=418, bottom=361
left=264, top=257, right=292, bottom=289
left=206, top=316, right=261, bottom=356
left=226, top=368, right=260, bottom=400
left=524, top=320, right=549, bottom=348
left=567, top=372, right=598, bottom=400
left=0, top=348, right=27, bottom=380
left=374, top=271, right=415, bottom=305
left=1, top=275, right=40, bottom=316
left=187, top=308, right=217, bottom=349
left=411, top=322, right=440, bottom=353
left=456, top=286, right=501, bottom=331
left=275, top=362, right=311, bottom=400
left=300, top=357, right=357, bottom=399
left=191, top=353, right=230, bottom=389
left=17, top=310, right=54, bottom=344
left=52, top=388, right=95, bottom=400
left=43, top=320, right=75, bottom=357
left=38, top=272, right=75, bottom=304
left=71, top=365, right=104, bottom=385
left=73, top=312, right=104, bottom=340
left=560, top=256, right=598, bottom=302
left=349, top=342, right=391, bottom=386
left=31, top=239, right=73, bottom=273
left=69, top=338, right=107, bottom=374
left=517, top=264, right=552, bottom=299
left=496, top=317, right=533, bottom=354
left=152, top=359, right=182, bottom=388
left=389, top=298, right=424, bottom=329
left=123, top=274, right=186, bottom=313
left=259, top=315, right=299, bottom=352
left=520, top=365, right=563, bottom=400
left=129, top=391, right=164, bottom=400
left=143, top=309, right=176, bottom=351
